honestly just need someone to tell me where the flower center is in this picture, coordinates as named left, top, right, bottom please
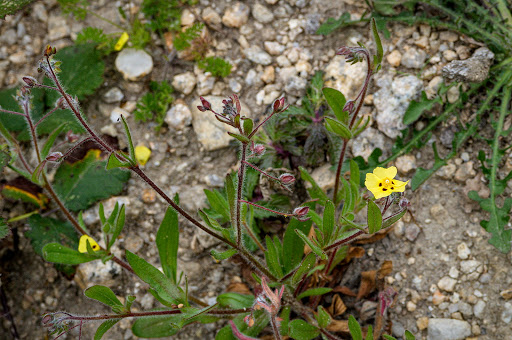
left=378, top=177, right=395, bottom=191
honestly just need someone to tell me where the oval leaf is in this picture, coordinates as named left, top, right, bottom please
left=324, top=117, right=352, bottom=139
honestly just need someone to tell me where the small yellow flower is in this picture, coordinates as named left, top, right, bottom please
left=135, top=145, right=151, bottom=166
left=114, top=32, right=129, bottom=51
left=365, top=166, right=409, bottom=199
left=78, top=235, right=100, bottom=253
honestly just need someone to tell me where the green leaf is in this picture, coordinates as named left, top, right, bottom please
left=41, top=123, right=67, bottom=159
left=403, top=91, right=441, bottom=125
left=197, top=57, right=232, bottom=78
left=323, top=88, right=347, bottom=122
left=348, top=315, right=363, bottom=340
left=0, top=218, right=8, bottom=240
left=243, top=118, right=254, bottom=136
left=107, top=203, right=126, bottom=249
left=26, top=214, right=78, bottom=256
left=0, top=0, right=36, bottom=19
left=204, top=189, right=230, bottom=222
left=106, top=152, right=133, bottom=170
left=324, top=117, right=352, bottom=139
left=350, top=159, right=360, bottom=186
left=53, top=149, right=130, bottom=211
left=316, top=306, right=331, bottom=329
left=227, top=132, right=250, bottom=144
left=125, top=250, right=185, bottom=305
left=120, top=115, right=136, bottom=161
left=211, top=248, right=237, bottom=261
left=404, top=330, right=415, bottom=340
left=322, top=200, right=335, bottom=245
left=371, top=17, right=383, bottom=71
left=264, top=236, right=284, bottom=278
left=292, top=253, right=316, bottom=285
left=382, top=209, right=407, bottom=229
left=84, top=285, right=124, bottom=310
left=225, top=174, right=236, bottom=227
left=297, top=287, right=332, bottom=300
left=42, top=242, right=97, bottom=265
left=315, top=12, right=351, bottom=35
left=94, top=319, right=121, bottom=340
left=294, top=229, right=327, bottom=260
left=383, top=336, right=397, bottom=340
left=156, top=206, right=179, bottom=282
left=366, top=325, right=374, bottom=340
left=288, top=320, right=320, bottom=340
left=217, top=293, right=254, bottom=309
left=299, top=166, right=329, bottom=205
left=367, top=200, right=383, bottom=234
left=132, top=312, right=182, bottom=337
left=282, top=219, right=313, bottom=273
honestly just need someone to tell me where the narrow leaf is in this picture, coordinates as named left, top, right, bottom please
left=84, top=285, right=123, bottom=309
left=291, top=253, right=316, bottom=285
left=324, top=117, right=352, bottom=139
left=348, top=315, right=362, bottom=340
left=211, top=248, right=237, bottom=261
left=94, top=319, right=121, bottom=340
left=367, top=200, right=383, bottom=234
left=282, top=219, right=313, bottom=272
left=41, top=123, right=67, bottom=159
left=371, top=17, right=383, bottom=70
left=294, top=229, right=327, bottom=260
left=297, top=287, right=332, bottom=300
left=42, top=243, right=97, bottom=265
left=156, top=206, right=179, bottom=282
left=316, top=306, right=331, bottom=329
left=322, top=200, right=335, bottom=245
left=288, top=320, right=320, bottom=340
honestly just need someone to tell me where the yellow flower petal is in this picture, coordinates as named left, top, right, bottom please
left=135, top=145, right=151, bottom=166
left=373, top=166, right=397, bottom=180
left=78, top=235, right=100, bottom=253
left=114, top=32, right=130, bottom=51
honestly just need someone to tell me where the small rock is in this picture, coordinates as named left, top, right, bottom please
left=415, top=36, right=429, bottom=49
left=307, top=164, right=335, bottom=191
left=245, top=69, right=261, bottom=86
left=140, top=293, right=155, bottom=310
left=395, top=155, right=416, bottom=174
left=324, top=55, right=366, bottom=99
left=500, top=288, right=512, bottom=300
left=78, top=260, right=122, bottom=286
left=442, top=47, right=494, bottom=83
left=196, top=71, right=215, bottom=96
left=222, top=2, right=250, bottom=28
left=103, top=87, right=124, bottom=103
left=427, top=319, right=471, bottom=340
left=202, top=7, right=222, bottom=28
left=405, top=224, right=421, bottom=242
left=264, top=41, right=285, bottom=55
left=406, top=301, right=417, bottom=312
left=181, top=8, right=195, bottom=26
left=110, top=107, right=130, bottom=124
left=124, top=234, right=144, bottom=253
left=437, top=163, right=456, bottom=179
left=244, top=45, right=272, bottom=65
left=460, top=260, right=483, bottom=274
left=172, top=72, right=197, bottom=95
left=455, top=45, right=471, bottom=60
left=449, top=266, right=460, bottom=279
left=439, top=31, right=459, bottom=42
left=115, top=48, right=153, bottom=81
left=229, top=78, right=242, bottom=93
left=454, top=161, right=476, bottom=183
left=447, top=84, right=460, bottom=104
left=204, top=174, right=224, bottom=187
left=374, top=75, right=423, bottom=138
left=261, top=66, right=275, bottom=83
left=426, top=76, right=443, bottom=99
left=48, top=15, right=70, bottom=40
left=191, top=96, right=242, bottom=151
left=265, top=0, right=279, bottom=4
left=33, top=3, right=48, bottom=22
left=351, top=127, right=387, bottom=161
left=284, top=76, right=307, bottom=96
left=305, top=13, right=321, bottom=34
left=432, top=290, right=446, bottom=305
left=456, top=242, right=471, bottom=260
left=180, top=185, right=208, bottom=212
left=8, top=51, right=26, bottom=65
left=438, top=276, right=457, bottom=292
left=386, top=50, right=402, bottom=67
left=473, top=300, right=486, bottom=319
left=417, top=316, right=429, bottom=330
left=141, top=188, right=156, bottom=203
left=443, top=49, right=458, bottom=62
left=165, top=99, right=192, bottom=130
left=252, top=3, right=274, bottom=23
left=401, top=47, right=427, bottom=69
left=1, top=29, right=17, bottom=45
left=391, top=322, right=406, bottom=338
left=501, top=302, right=512, bottom=323
left=458, top=301, right=473, bottom=318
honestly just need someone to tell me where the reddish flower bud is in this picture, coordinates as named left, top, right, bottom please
left=197, top=105, right=207, bottom=112
left=279, top=173, right=295, bottom=185
left=273, top=97, right=286, bottom=112
left=199, top=96, right=211, bottom=111
left=46, top=152, right=63, bottom=162
left=23, top=76, right=38, bottom=87
left=293, top=206, right=309, bottom=218
left=65, top=131, right=79, bottom=143
left=44, top=45, right=57, bottom=57
left=250, top=141, right=266, bottom=156
left=343, top=100, right=355, bottom=114
left=56, top=97, right=67, bottom=110
left=399, top=197, right=410, bottom=209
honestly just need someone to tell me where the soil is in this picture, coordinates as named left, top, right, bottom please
left=1, top=1, right=511, bottom=340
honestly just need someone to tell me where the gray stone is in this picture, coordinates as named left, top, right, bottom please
left=458, top=302, right=473, bottom=318
left=110, top=107, right=130, bottom=124
left=124, top=234, right=144, bottom=253
left=501, top=302, right=512, bottom=323
left=460, top=260, right=483, bottom=274
left=229, top=78, right=242, bottom=93
left=244, top=45, right=272, bottom=65
left=401, top=47, right=427, bottom=69
left=427, top=319, right=471, bottom=340
left=264, top=41, right=285, bottom=55
left=305, top=13, right=322, bottom=34
left=442, top=47, right=494, bottom=83
left=165, top=99, right=192, bottom=130
left=284, top=76, right=307, bottom=96
left=395, top=155, right=416, bottom=174
left=204, top=174, right=224, bottom=187
left=202, top=7, right=222, bottom=28
left=374, top=75, right=423, bottom=138
left=351, top=127, right=387, bottom=161
left=308, top=164, right=335, bottom=192
left=405, top=224, right=421, bottom=242
left=2, top=29, right=17, bottom=45
left=474, top=300, right=486, bottom=319
left=103, top=87, right=124, bottom=103
left=190, top=96, right=242, bottom=151
left=33, top=3, right=48, bottom=22
left=438, top=276, right=457, bottom=292
left=391, top=321, right=406, bottom=337
left=115, top=48, right=153, bottom=81
left=196, top=71, right=215, bottom=96
left=456, top=242, right=470, bottom=260
left=222, top=2, right=250, bottom=28
left=454, top=161, right=476, bottom=183
left=78, top=260, right=122, bottom=287
left=172, top=72, right=197, bottom=95
left=48, top=15, right=70, bottom=40
left=324, top=55, right=366, bottom=99
left=179, top=185, right=208, bottom=212
left=252, top=3, right=274, bottom=23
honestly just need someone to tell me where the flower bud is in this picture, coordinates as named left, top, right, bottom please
left=22, top=76, right=38, bottom=87
left=44, top=45, right=57, bottom=57
left=399, top=197, right=410, bottom=209
left=199, top=96, right=211, bottom=111
left=46, top=152, right=63, bottom=162
left=244, top=315, right=255, bottom=327
left=293, top=206, right=309, bottom=218
left=273, top=97, right=286, bottom=112
left=279, top=173, right=295, bottom=185
left=250, top=141, right=265, bottom=156
left=65, top=131, right=79, bottom=143
left=56, top=97, right=67, bottom=110
left=343, top=100, right=355, bottom=114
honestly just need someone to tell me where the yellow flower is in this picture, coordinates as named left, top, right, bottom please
left=365, top=166, right=409, bottom=199
left=78, top=235, right=100, bottom=253
left=135, top=145, right=151, bottom=166
left=114, top=32, right=130, bottom=51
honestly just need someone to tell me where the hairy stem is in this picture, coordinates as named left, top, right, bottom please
left=236, top=144, right=248, bottom=247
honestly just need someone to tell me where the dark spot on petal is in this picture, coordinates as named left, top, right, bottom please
left=379, top=183, right=382, bottom=187
left=392, top=181, right=395, bottom=184
left=382, top=188, right=387, bottom=191
left=391, top=187, right=394, bottom=190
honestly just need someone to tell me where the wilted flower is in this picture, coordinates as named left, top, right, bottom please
left=293, top=206, right=310, bottom=221
left=22, top=76, right=38, bottom=87
left=197, top=96, right=212, bottom=112
left=135, top=145, right=151, bottom=166
left=365, top=166, right=408, bottom=199
left=46, top=152, right=63, bottom=162
left=378, top=287, right=397, bottom=316
left=278, top=173, right=295, bottom=185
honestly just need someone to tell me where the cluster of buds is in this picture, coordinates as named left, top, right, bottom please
left=41, top=312, right=72, bottom=336
left=336, top=46, right=369, bottom=65
left=38, top=46, right=61, bottom=77
left=197, top=95, right=243, bottom=129
left=244, top=276, right=284, bottom=327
